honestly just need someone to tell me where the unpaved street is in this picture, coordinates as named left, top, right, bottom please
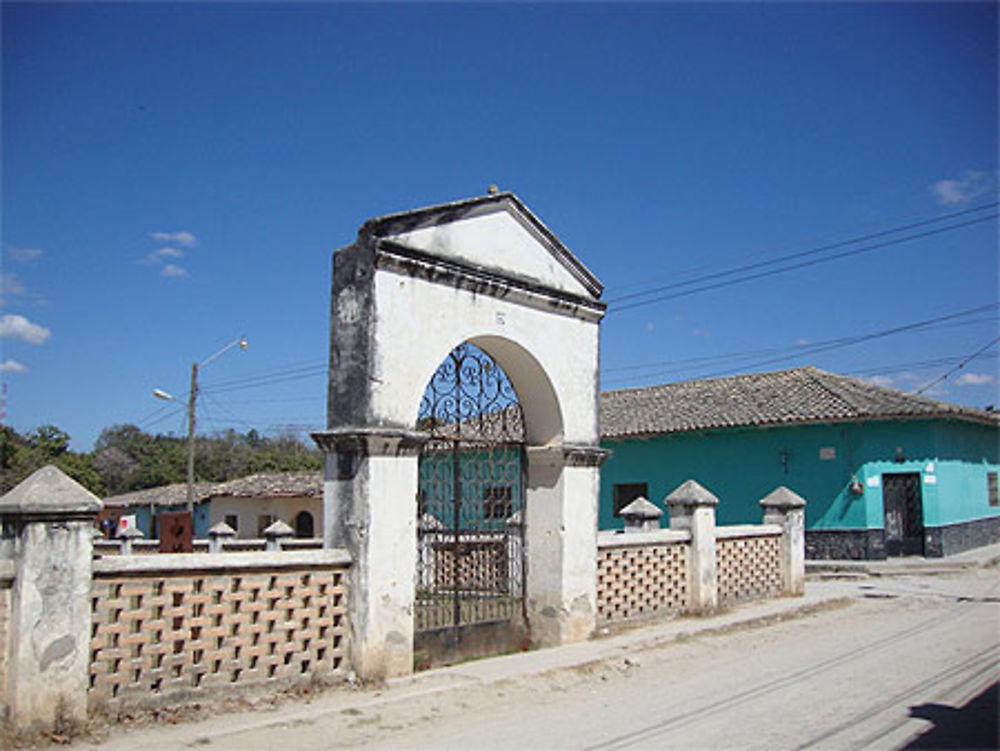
left=86, top=570, right=999, bottom=751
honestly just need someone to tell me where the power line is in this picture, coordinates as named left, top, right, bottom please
left=608, top=209, right=997, bottom=313
left=202, top=363, right=327, bottom=394
left=607, top=201, right=996, bottom=304
left=602, top=303, right=1000, bottom=387
left=603, top=312, right=999, bottom=376
left=846, top=351, right=997, bottom=379
left=913, top=337, right=1000, bottom=395
left=606, top=201, right=1000, bottom=298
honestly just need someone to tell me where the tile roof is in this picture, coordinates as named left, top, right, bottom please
left=600, top=366, right=1000, bottom=439
left=103, top=482, right=215, bottom=508
left=211, top=471, right=321, bottom=498
left=102, top=471, right=321, bottom=505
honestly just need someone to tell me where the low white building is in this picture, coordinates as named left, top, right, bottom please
left=207, top=471, right=322, bottom=539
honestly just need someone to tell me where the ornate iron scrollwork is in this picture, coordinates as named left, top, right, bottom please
left=415, top=343, right=527, bottom=643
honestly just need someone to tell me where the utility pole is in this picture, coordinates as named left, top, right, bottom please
left=186, top=361, right=199, bottom=511
left=154, top=336, right=247, bottom=516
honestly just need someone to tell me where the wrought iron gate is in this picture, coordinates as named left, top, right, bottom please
left=415, top=343, right=527, bottom=667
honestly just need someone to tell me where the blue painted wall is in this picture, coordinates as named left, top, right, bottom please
left=599, top=419, right=999, bottom=532
left=118, top=501, right=212, bottom=539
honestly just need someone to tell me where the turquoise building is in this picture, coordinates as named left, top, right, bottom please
left=599, top=367, right=1000, bottom=559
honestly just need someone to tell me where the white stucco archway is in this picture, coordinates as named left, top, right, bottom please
left=314, top=193, right=606, bottom=679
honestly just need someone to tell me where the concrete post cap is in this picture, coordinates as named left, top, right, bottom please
left=664, top=479, right=719, bottom=508
left=208, top=521, right=237, bottom=538
left=117, top=526, right=145, bottom=539
left=0, top=465, right=102, bottom=517
left=619, top=496, right=663, bottom=520
left=263, top=519, right=294, bottom=538
left=759, top=486, right=807, bottom=509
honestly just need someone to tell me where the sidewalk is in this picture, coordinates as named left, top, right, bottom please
left=81, top=548, right=997, bottom=750
left=806, top=541, right=1000, bottom=578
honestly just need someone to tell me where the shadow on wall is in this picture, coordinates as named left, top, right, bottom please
left=904, top=681, right=999, bottom=749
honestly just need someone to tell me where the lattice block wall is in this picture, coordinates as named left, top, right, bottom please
left=596, top=543, right=689, bottom=623
left=89, top=566, right=348, bottom=708
left=717, top=535, right=782, bottom=604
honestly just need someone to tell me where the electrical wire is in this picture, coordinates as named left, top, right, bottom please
left=606, top=201, right=997, bottom=304
left=608, top=210, right=997, bottom=313
left=199, top=361, right=326, bottom=392
left=606, top=201, right=999, bottom=297
left=604, top=312, right=999, bottom=376
left=847, top=351, right=997, bottom=378
left=914, top=337, right=1000, bottom=395
left=602, top=303, right=1000, bottom=387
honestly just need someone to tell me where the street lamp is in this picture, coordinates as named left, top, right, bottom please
left=154, top=336, right=248, bottom=512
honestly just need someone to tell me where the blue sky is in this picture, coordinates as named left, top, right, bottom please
left=2, top=2, right=997, bottom=451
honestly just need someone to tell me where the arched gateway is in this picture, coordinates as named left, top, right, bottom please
left=313, top=193, right=606, bottom=679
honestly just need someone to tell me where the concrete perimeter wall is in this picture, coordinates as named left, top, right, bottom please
left=596, top=521, right=787, bottom=626
left=88, top=550, right=351, bottom=713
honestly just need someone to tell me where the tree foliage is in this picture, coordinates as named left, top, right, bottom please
left=1, top=424, right=104, bottom=494
left=2, top=424, right=322, bottom=497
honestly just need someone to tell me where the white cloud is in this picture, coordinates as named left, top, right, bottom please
left=866, top=372, right=928, bottom=390
left=932, top=171, right=995, bottom=206
left=644, top=322, right=655, bottom=333
left=955, top=372, right=996, bottom=386
left=151, top=231, right=197, bottom=247
left=143, top=246, right=185, bottom=264
left=692, top=328, right=710, bottom=337
left=868, top=375, right=895, bottom=387
left=0, top=314, right=51, bottom=344
left=793, top=338, right=810, bottom=347
left=161, top=264, right=189, bottom=278
left=0, top=359, right=28, bottom=373
left=4, top=246, right=42, bottom=263
left=1, top=273, right=25, bottom=299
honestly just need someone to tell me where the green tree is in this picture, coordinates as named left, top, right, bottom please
left=0, top=425, right=103, bottom=495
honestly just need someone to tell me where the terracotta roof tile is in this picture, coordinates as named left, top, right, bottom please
left=600, top=366, right=999, bottom=439
left=103, top=471, right=322, bottom=505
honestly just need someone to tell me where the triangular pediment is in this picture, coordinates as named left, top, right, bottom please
left=360, top=193, right=603, bottom=300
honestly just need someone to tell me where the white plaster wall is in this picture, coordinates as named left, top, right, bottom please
left=370, top=271, right=600, bottom=446
left=10, top=521, right=92, bottom=728
left=209, top=497, right=322, bottom=539
left=388, top=209, right=590, bottom=298
left=353, top=454, right=420, bottom=678
left=525, top=456, right=600, bottom=646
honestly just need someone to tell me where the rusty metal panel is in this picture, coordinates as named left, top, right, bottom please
left=158, top=510, right=193, bottom=553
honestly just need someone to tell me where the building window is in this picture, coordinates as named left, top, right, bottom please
left=257, top=514, right=276, bottom=536
left=989, top=472, right=998, bottom=507
left=613, top=482, right=649, bottom=517
left=224, top=514, right=239, bottom=532
left=483, top=486, right=513, bottom=520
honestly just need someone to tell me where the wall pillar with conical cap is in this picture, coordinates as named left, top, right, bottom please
left=0, top=465, right=101, bottom=732
left=760, top=486, right=807, bottom=595
left=664, top=479, right=719, bottom=613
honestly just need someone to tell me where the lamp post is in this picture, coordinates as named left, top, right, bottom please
left=154, top=336, right=248, bottom=512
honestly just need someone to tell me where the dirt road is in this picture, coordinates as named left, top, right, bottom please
left=82, top=570, right=999, bottom=750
